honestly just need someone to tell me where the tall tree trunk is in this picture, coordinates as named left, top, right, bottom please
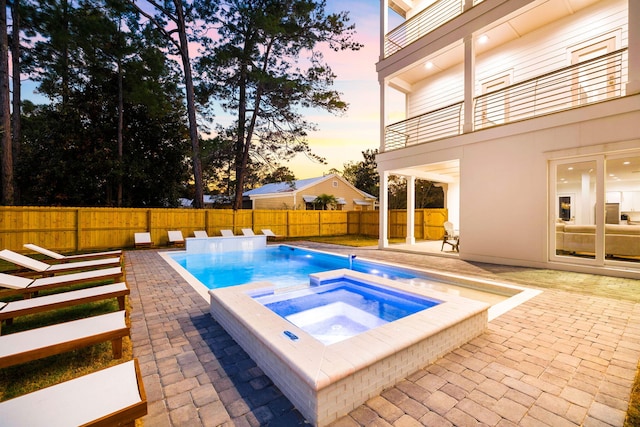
left=174, top=0, right=203, bottom=209
left=10, top=0, right=20, bottom=204
left=0, top=0, right=13, bottom=205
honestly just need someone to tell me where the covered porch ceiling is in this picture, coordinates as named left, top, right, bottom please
left=388, top=160, right=460, bottom=184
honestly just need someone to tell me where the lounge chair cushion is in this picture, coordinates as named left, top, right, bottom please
left=0, top=250, right=120, bottom=273
left=0, top=273, right=33, bottom=290
left=0, top=359, right=147, bottom=427
left=241, top=228, right=255, bottom=236
left=220, top=230, right=234, bottom=237
left=0, top=282, right=129, bottom=327
left=193, top=230, right=209, bottom=238
left=0, top=310, right=129, bottom=368
left=23, top=244, right=122, bottom=261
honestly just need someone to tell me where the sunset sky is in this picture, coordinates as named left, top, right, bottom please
left=22, top=1, right=392, bottom=180
left=291, top=0, right=383, bottom=179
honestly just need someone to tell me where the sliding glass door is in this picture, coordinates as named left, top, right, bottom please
left=551, top=152, right=640, bottom=266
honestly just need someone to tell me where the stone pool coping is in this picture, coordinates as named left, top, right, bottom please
left=209, top=269, right=491, bottom=425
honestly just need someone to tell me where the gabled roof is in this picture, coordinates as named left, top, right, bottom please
left=243, top=176, right=324, bottom=196
left=243, top=174, right=376, bottom=199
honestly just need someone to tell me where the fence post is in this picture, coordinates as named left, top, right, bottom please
left=75, top=208, right=81, bottom=252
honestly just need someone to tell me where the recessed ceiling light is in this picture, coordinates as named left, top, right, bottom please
left=425, top=61, right=434, bottom=69
left=568, top=167, right=574, bottom=171
left=478, top=34, right=489, bottom=44
left=623, top=161, right=631, bottom=165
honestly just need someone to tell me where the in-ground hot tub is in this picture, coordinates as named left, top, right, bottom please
left=209, top=269, right=490, bottom=426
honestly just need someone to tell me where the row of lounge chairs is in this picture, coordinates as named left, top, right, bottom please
left=134, top=228, right=284, bottom=248
left=0, top=244, right=147, bottom=426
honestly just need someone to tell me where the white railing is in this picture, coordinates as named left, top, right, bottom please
left=384, top=49, right=627, bottom=151
left=385, top=0, right=463, bottom=58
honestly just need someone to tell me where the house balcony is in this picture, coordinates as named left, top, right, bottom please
left=383, top=48, right=628, bottom=152
left=385, top=0, right=484, bottom=58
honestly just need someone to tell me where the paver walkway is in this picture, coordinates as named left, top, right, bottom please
left=124, top=243, right=640, bottom=426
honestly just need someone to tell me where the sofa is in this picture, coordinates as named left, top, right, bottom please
left=556, top=223, right=640, bottom=258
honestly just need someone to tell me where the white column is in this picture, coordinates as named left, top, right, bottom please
left=463, top=35, right=475, bottom=133
left=406, top=175, right=415, bottom=245
left=378, top=171, right=389, bottom=248
left=380, top=0, right=388, bottom=61
left=627, top=0, right=640, bottom=94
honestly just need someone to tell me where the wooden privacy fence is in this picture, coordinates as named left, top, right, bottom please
left=0, top=206, right=448, bottom=253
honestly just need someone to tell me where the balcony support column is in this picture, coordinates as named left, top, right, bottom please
left=378, top=171, right=389, bottom=249
left=406, top=175, right=415, bottom=245
left=463, top=35, right=475, bottom=133
left=627, top=0, right=640, bottom=95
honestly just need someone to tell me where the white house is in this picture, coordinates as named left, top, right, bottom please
left=377, top=0, right=640, bottom=278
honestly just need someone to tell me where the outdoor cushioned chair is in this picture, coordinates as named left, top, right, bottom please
left=220, top=229, right=235, bottom=237
left=241, top=228, right=255, bottom=236
left=0, top=310, right=129, bottom=369
left=167, top=230, right=185, bottom=247
left=193, top=230, right=209, bottom=238
left=0, top=266, right=123, bottom=299
left=441, top=221, right=460, bottom=252
left=0, top=282, right=129, bottom=334
left=23, top=243, right=122, bottom=263
left=261, top=229, right=284, bottom=240
left=0, top=358, right=147, bottom=427
left=0, top=249, right=120, bottom=277
left=134, top=232, right=153, bottom=248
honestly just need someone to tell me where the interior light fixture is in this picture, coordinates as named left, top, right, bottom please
left=478, top=34, right=489, bottom=44
left=424, top=61, right=434, bottom=69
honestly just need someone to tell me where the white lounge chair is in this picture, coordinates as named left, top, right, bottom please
left=261, top=229, right=284, bottom=240
left=23, top=243, right=122, bottom=263
left=0, top=266, right=123, bottom=299
left=0, top=359, right=147, bottom=427
left=193, top=230, right=209, bottom=238
left=167, top=230, right=185, bottom=246
left=0, top=310, right=129, bottom=369
left=134, top=232, right=153, bottom=248
left=441, top=221, right=460, bottom=252
left=241, top=228, right=255, bottom=236
left=0, top=249, right=120, bottom=277
left=220, top=229, right=235, bottom=237
left=0, top=282, right=129, bottom=334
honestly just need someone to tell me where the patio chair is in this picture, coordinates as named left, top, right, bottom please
left=134, top=232, right=153, bottom=248
left=0, top=266, right=123, bottom=299
left=23, top=243, right=122, bottom=263
left=0, top=249, right=120, bottom=277
left=0, top=310, right=129, bottom=369
left=261, top=229, right=284, bottom=240
left=220, top=229, right=235, bottom=237
left=0, top=359, right=147, bottom=427
left=193, top=230, right=209, bottom=238
left=441, top=221, right=460, bottom=252
left=241, top=228, right=255, bottom=236
left=0, top=282, right=129, bottom=334
left=167, top=230, right=185, bottom=247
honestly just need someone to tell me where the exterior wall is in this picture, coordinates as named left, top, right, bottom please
left=250, top=176, right=374, bottom=210
left=377, top=94, right=640, bottom=276
left=252, top=195, right=300, bottom=210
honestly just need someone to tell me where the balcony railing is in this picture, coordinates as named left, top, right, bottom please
left=474, top=48, right=627, bottom=130
left=383, top=48, right=627, bottom=151
left=384, top=102, right=464, bottom=151
left=385, top=0, right=463, bottom=58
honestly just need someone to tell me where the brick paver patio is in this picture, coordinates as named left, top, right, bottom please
left=124, top=243, right=640, bottom=426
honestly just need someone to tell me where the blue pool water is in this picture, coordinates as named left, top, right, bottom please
left=252, top=277, right=441, bottom=344
left=258, top=278, right=439, bottom=321
left=169, top=245, right=418, bottom=289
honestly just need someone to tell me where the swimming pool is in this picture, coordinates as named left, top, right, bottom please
left=253, top=276, right=441, bottom=345
left=166, top=245, right=516, bottom=311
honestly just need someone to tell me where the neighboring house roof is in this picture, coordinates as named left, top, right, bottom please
left=243, top=174, right=376, bottom=201
left=243, top=176, right=325, bottom=196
